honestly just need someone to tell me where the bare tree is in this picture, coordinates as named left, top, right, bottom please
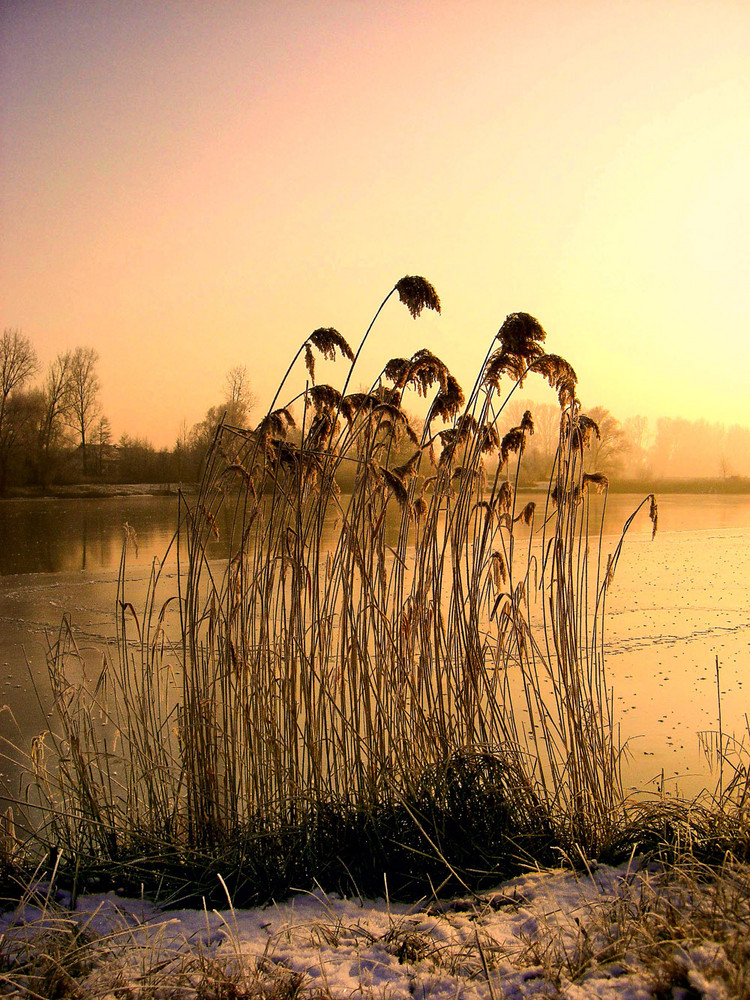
left=66, top=346, right=101, bottom=475
left=650, top=416, right=727, bottom=479
left=95, top=415, right=112, bottom=476
left=37, top=350, right=73, bottom=486
left=622, top=415, right=650, bottom=479
left=189, top=367, right=256, bottom=463
left=175, top=419, right=190, bottom=481
left=225, top=364, right=255, bottom=413
left=0, top=329, right=38, bottom=491
left=1, top=389, right=43, bottom=489
left=0, top=329, right=38, bottom=402
left=584, top=406, right=627, bottom=474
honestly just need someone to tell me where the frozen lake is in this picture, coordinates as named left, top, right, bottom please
left=1, top=492, right=749, bottom=799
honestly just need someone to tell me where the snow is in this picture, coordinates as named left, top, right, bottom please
left=0, top=860, right=737, bottom=998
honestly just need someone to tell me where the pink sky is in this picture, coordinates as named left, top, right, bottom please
left=2, top=0, right=749, bottom=447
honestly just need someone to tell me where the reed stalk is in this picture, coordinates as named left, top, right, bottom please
left=19, top=278, right=661, bottom=896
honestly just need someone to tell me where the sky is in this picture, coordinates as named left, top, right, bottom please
left=1, top=0, right=749, bottom=448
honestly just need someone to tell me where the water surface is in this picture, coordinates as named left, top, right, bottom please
left=1, top=492, right=749, bottom=799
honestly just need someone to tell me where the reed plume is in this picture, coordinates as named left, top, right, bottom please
left=25, top=275, right=659, bottom=903
left=308, top=326, right=355, bottom=363
left=395, top=275, right=442, bottom=318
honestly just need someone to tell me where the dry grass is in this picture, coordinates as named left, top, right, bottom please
left=0, top=857, right=748, bottom=998
left=3, top=275, right=686, bottom=904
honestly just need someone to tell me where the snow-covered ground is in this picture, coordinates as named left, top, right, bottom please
left=1, top=860, right=742, bottom=998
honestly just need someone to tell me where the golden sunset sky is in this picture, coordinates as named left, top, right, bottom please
left=1, top=0, right=748, bottom=447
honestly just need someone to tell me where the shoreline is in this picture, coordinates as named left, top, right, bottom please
left=4, top=478, right=750, bottom=501
left=2, top=482, right=200, bottom=500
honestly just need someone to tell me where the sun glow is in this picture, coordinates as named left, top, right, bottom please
left=1, top=0, right=749, bottom=445
left=553, top=80, right=750, bottom=428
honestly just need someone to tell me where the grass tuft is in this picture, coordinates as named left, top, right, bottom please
left=6, top=275, right=746, bottom=912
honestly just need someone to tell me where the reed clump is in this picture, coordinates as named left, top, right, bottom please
left=12, top=276, right=667, bottom=903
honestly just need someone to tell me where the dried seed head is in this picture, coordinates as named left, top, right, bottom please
left=514, top=500, right=536, bottom=525
left=277, top=407, right=296, bottom=429
left=496, top=312, right=547, bottom=359
left=387, top=348, right=450, bottom=398
left=583, top=472, right=609, bottom=493
left=392, top=450, right=422, bottom=480
left=438, top=411, right=489, bottom=465
left=402, top=420, right=420, bottom=446
left=395, top=275, right=441, bottom=318
left=341, top=391, right=379, bottom=425
left=649, top=494, right=658, bottom=539
left=483, top=314, right=549, bottom=391
left=308, top=384, right=342, bottom=415
left=199, top=503, right=220, bottom=539
left=297, top=450, right=323, bottom=489
left=557, top=378, right=577, bottom=408
left=431, top=374, right=465, bottom=422
left=257, top=407, right=296, bottom=441
left=575, top=414, right=601, bottom=448
left=308, top=327, right=355, bottom=363
left=221, top=463, right=258, bottom=500
left=381, top=466, right=411, bottom=508
left=478, top=423, right=500, bottom=455
left=551, top=482, right=583, bottom=508
left=360, top=459, right=383, bottom=490
left=500, top=426, right=526, bottom=466
left=474, top=499, right=493, bottom=525
left=530, top=354, right=578, bottom=408
left=408, top=348, right=449, bottom=396
left=305, top=410, right=340, bottom=452
left=373, top=384, right=402, bottom=407
left=371, top=401, right=419, bottom=445
left=482, top=349, right=527, bottom=389
left=491, top=550, right=507, bottom=587
left=498, top=480, right=514, bottom=512
left=438, top=417, right=470, bottom=465
left=520, top=410, right=534, bottom=435
left=304, top=344, right=315, bottom=384
left=437, top=429, right=457, bottom=468
left=455, top=414, right=479, bottom=443
left=384, top=357, right=411, bottom=388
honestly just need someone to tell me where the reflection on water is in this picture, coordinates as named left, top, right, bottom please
left=0, top=496, right=196, bottom=576
left=1, top=492, right=750, bottom=799
left=4, top=492, right=750, bottom=578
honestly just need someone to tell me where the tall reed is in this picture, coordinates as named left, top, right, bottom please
left=24, top=277, right=658, bottom=891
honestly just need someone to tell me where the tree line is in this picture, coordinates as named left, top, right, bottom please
left=505, top=399, right=750, bottom=484
left=0, top=328, right=255, bottom=494
left=2, top=327, right=747, bottom=494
